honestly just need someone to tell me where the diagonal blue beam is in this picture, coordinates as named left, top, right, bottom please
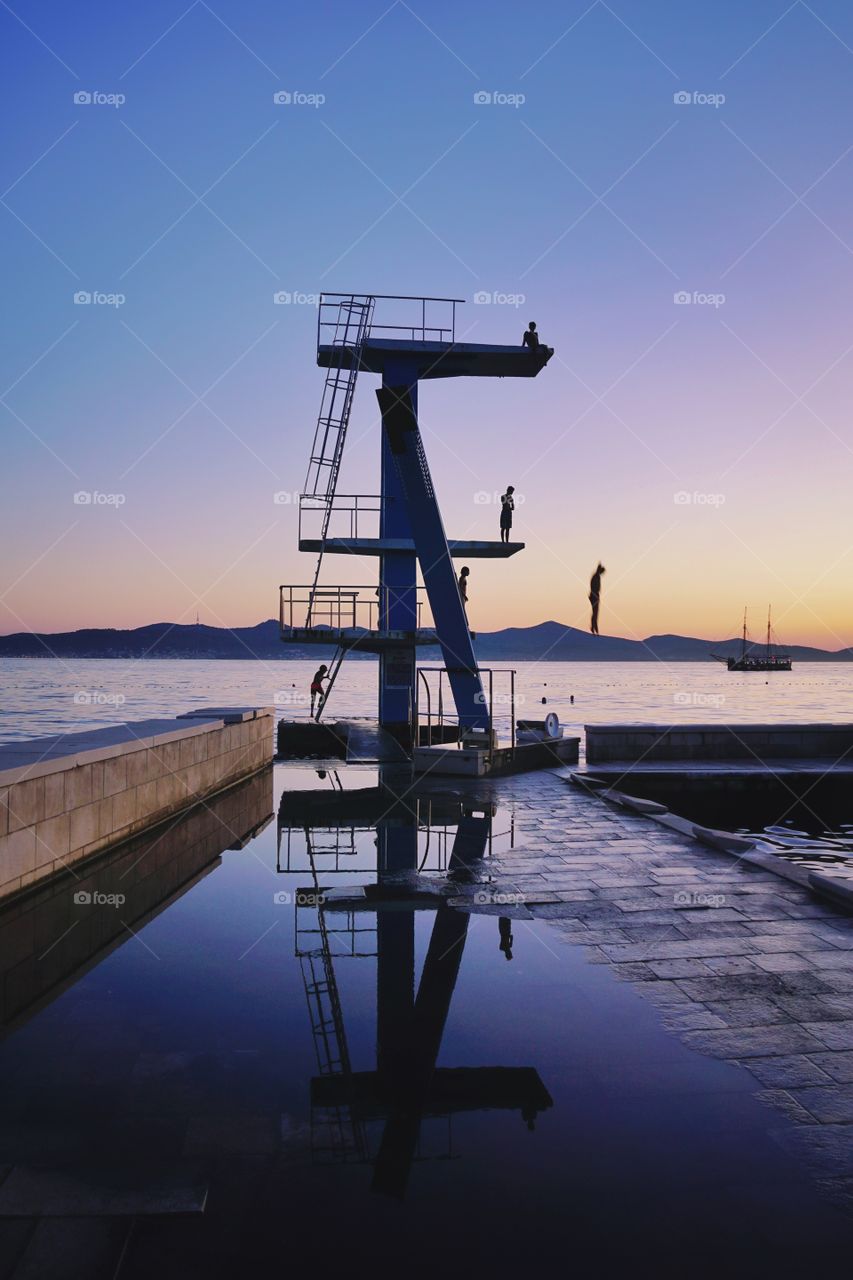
left=375, top=386, right=489, bottom=733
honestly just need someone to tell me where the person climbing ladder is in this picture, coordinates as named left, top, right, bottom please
left=310, top=664, right=328, bottom=716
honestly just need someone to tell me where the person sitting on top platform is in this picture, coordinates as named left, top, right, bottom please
left=522, top=321, right=554, bottom=363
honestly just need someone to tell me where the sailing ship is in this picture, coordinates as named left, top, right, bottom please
left=712, top=607, right=792, bottom=672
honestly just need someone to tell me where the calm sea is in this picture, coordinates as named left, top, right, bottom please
left=1, top=656, right=851, bottom=742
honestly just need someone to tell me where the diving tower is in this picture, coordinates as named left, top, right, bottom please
left=279, top=293, right=552, bottom=745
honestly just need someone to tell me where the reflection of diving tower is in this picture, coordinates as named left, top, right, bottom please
left=280, top=293, right=552, bottom=747
left=278, top=769, right=551, bottom=1197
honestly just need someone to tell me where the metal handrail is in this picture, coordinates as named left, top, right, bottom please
left=318, top=293, right=464, bottom=348
left=280, top=583, right=427, bottom=632
left=415, top=665, right=518, bottom=761
left=298, top=493, right=383, bottom=542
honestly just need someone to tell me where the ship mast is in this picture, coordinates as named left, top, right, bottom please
left=766, top=605, right=771, bottom=662
left=742, top=607, right=747, bottom=663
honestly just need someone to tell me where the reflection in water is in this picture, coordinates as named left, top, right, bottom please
left=0, top=768, right=274, bottom=1035
left=277, top=766, right=550, bottom=1198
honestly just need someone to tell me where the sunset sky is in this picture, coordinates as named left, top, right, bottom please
left=2, top=0, right=853, bottom=650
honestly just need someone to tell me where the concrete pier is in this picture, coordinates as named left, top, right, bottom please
left=586, top=722, right=853, bottom=764
left=0, top=707, right=273, bottom=901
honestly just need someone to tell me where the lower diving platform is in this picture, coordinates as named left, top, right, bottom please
left=283, top=625, right=438, bottom=652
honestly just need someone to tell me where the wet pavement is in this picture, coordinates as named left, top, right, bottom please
left=1, top=760, right=853, bottom=1276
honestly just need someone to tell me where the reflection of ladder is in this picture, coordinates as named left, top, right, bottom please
left=305, top=295, right=375, bottom=625
left=299, top=855, right=366, bottom=1164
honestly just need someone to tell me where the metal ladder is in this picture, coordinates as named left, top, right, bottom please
left=304, top=295, right=375, bottom=626
left=314, top=642, right=346, bottom=722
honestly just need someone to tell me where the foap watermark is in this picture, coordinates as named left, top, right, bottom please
left=474, top=490, right=526, bottom=505
left=274, top=889, right=326, bottom=906
left=475, top=691, right=526, bottom=706
left=473, top=290, right=526, bottom=307
left=674, top=890, right=726, bottom=908
left=673, top=90, right=725, bottom=109
left=473, top=890, right=525, bottom=905
left=74, top=490, right=126, bottom=506
left=273, top=291, right=320, bottom=306
left=74, top=889, right=126, bottom=908
left=273, top=490, right=300, bottom=505
left=73, top=90, right=125, bottom=108
left=74, top=290, right=125, bottom=308
left=674, top=490, right=726, bottom=507
left=74, top=690, right=126, bottom=707
left=674, top=290, right=725, bottom=308
left=673, top=691, right=725, bottom=708
left=273, top=90, right=325, bottom=107
left=274, top=689, right=310, bottom=707
left=474, top=90, right=525, bottom=108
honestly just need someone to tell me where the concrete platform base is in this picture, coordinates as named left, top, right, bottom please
left=413, top=736, right=579, bottom=777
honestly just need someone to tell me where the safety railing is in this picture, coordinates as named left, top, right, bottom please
left=317, top=293, right=464, bottom=349
left=298, top=493, right=382, bottom=543
left=280, top=583, right=428, bottom=632
left=415, top=666, right=517, bottom=761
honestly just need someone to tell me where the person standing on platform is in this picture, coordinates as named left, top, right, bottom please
left=589, top=563, right=605, bottom=635
left=500, top=486, right=515, bottom=544
left=458, top=565, right=470, bottom=617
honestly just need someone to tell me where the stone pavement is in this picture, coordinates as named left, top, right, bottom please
left=453, top=766, right=853, bottom=1210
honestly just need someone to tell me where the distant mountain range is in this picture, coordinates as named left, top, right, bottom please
left=0, top=619, right=849, bottom=662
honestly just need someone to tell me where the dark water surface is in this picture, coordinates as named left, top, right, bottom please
left=0, top=762, right=852, bottom=1275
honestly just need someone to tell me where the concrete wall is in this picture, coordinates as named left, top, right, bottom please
left=0, top=765, right=274, bottom=1032
left=0, top=707, right=273, bottom=900
left=585, top=722, right=853, bottom=764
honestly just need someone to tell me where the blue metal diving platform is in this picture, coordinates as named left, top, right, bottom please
left=280, top=293, right=552, bottom=742
left=298, top=537, right=525, bottom=558
left=318, top=336, right=552, bottom=380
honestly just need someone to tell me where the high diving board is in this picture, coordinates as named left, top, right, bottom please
left=298, top=537, right=525, bottom=558
left=318, top=337, right=552, bottom=380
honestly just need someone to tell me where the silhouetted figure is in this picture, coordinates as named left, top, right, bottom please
left=522, top=321, right=554, bottom=362
left=310, top=664, right=328, bottom=716
left=522, top=321, right=540, bottom=351
left=589, top=563, right=605, bottom=635
left=499, top=916, right=514, bottom=961
left=458, top=565, right=470, bottom=616
left=500, top=485, right=515, bottom=544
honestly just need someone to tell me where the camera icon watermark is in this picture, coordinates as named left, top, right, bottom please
left=274, top=889, right=326, bottom=905
left=673, top=691, right=726, bottom=708
left=273, top=90, right=325, bottom=107
left=473, top=489, right=526, bottom=505
left=74, top=290, right=125, bottom=308
left=673, top=290, right=725, bottom=308
left=673, top=491, right=726, bottom=507
left=73, top=90, right=126, bottom=108
left=674, top=890, right=726, bottom=908
left=74, top=690, right=126, bottom=707
left=473, top=290, right=526, bottom=307
left=673, top=90, right=725, bottom=108
left=273, top=490, right=300, bottom=505
left=273, top=291, right=320, bottom=306
left=473, top=90, right=525, bottom=108
left=472, top=890, right=524, bottom=905
left=274, top=689, right=310, bottom=706
left=74, top=491, right=126, bottom=507
left=73, top=889, right=126, bottom=907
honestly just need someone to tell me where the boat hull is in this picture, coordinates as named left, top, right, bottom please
left=726, top=657, right=792, bottom=672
